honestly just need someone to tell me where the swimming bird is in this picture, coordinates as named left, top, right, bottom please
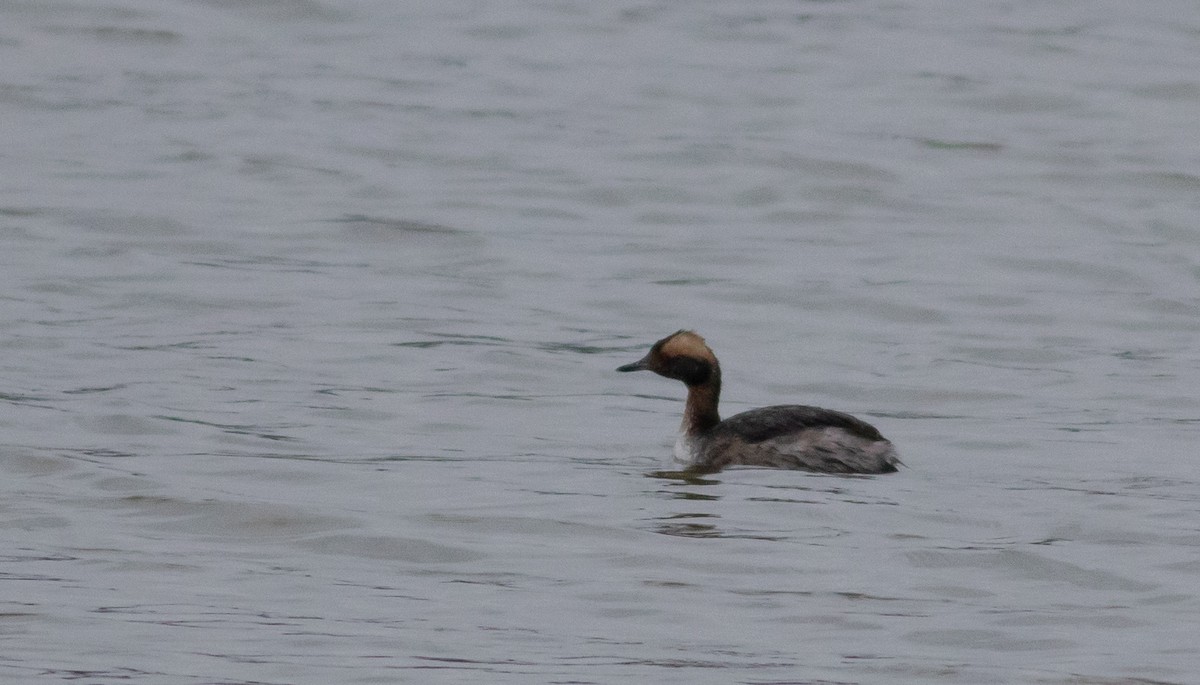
left=617, top=330, right=899, bottom=474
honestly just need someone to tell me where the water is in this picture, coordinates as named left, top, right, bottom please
left=3, top=1, right=1200, bottom=682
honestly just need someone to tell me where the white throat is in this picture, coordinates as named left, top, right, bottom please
left=673, top=432, right=701, bottom=466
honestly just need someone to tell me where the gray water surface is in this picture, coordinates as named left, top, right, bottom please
left=4, top=2, right=1200, bottom=683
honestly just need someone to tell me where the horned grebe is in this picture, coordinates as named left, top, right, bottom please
left=617, top=330, right=900, bottom=474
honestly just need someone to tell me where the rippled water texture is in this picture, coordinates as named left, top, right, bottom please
left=3, top=2, right=1200, bottom=683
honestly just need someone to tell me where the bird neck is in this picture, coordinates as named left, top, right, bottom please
left=682, top=370, right=721, bottom=435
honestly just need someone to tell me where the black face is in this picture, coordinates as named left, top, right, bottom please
left=662, top=356, right=712, bottom=386
left=616, top=351, right=714, bottom=386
